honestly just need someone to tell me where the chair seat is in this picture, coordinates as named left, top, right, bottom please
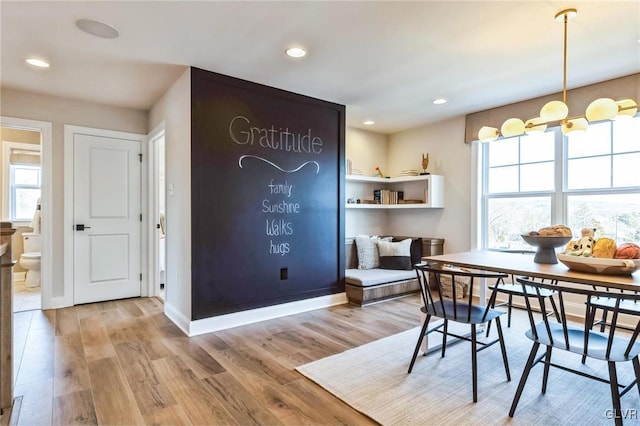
left=525, top=322, right=640, bottom=362
left=423, top=299, right=504, bottom=325
left=489, top=283, right=556, bottom=297
left=590, top=297, right=640, bottom=316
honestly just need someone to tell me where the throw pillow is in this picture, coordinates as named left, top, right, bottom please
left=355, top=235, right=392, bottom=269
left=392, top=236, right=423, bottom=266
left=378, top=238, right=413, bottom=270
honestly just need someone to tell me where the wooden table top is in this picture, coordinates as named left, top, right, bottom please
left=423, top=250, right=640, bottom=292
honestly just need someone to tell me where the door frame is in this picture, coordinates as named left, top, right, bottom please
left=0, top=116, right=53, bottom=309
left=146, top=122, right=165, bottom=298
left=63, top=125, right=147, bottom=306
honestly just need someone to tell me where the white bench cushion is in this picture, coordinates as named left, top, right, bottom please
left=345, top=268, right=416, bottom=287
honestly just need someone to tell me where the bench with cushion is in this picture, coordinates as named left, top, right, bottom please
left=345, top=235, right=444, bottom=306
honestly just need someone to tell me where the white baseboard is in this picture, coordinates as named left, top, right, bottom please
left=164, top=301, right=191, bottom=336
left=185, top=292, right=348, bottom=337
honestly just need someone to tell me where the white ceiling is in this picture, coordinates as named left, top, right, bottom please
left=2, top=1, right=639, bottom=134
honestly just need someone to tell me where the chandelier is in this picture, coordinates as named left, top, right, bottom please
left=478, top=8, right=639, bottom=142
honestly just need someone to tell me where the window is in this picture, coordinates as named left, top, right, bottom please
left=481, top=116, right=640, bottom=250
left=2, top=141, right=41, bottom=222
left=10, top=164, right=41, bottom=221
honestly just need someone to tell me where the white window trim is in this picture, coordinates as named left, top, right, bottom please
left=2, top=140, right=41, bottom=223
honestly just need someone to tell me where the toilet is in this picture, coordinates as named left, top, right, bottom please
left=20, top=232, right=41, bottom=287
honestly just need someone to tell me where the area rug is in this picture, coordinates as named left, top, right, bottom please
left=296, top=324, right=640, bottom=425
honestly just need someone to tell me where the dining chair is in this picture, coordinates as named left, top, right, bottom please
left=486, top=274, right=560, bottom=330
left=509, top=277, right=640, bottom=426
left=587, top=288, right=640, bottom=333
left=409, top=262, right=511, bottom=402
left=581, top=288, right=640, bottom=364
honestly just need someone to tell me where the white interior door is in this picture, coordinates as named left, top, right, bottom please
left=73, top=132, right=141, bottom=304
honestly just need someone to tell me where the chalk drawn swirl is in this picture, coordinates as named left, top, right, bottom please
left=238, top=155, right=320, bottom=174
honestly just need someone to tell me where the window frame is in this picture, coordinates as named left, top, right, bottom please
left=2, top=141, right=42, bottom=223
left=9, top=164, right=41, bottom=222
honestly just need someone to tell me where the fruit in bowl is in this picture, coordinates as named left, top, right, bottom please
left=526, top=225, right=572, bottom=237
left=614, top=242, right=640, bottom=259
left=557, top=232, right=640, bottom=275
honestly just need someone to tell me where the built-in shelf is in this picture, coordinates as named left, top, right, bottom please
left=345, top=174, right=444, bottom=209
left=346, top=203, right=432, bottom=209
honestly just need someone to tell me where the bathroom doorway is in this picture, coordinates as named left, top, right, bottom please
left=0, top=117, right=52, bottom=312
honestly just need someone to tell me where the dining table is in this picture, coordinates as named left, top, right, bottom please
left=422, top=250, right=640, bottom=302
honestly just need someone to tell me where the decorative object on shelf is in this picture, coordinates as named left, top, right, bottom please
left=346, top=158, right=352, bottom=175
left=374, top=166, right=388, bottom=178
left=420, top=153, right=430, bottom=175
left=478, top=8, right=638, bottom=142
left=521, top=234, right=572, bottom=264
left=399, top=169, right=419, bottom=177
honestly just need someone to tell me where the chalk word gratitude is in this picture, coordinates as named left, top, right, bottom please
left=229, top=115, right=323, bottom=154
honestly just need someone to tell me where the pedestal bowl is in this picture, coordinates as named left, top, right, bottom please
left=521, top=235, right=572, bottom=264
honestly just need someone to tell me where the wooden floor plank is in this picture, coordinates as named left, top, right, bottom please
left=113, top=340, right=177, bottom=415
left=53, top=389, right=97, bottom=425
left=206, top=346, right=327, bottom=425
left=115, top=298, right=145, bottom=318
left=141, top=403, right=192, bottom=426
left=152, top=355, right=236, bottom=425
left=284, top=377, right=377, bottom=425
left=53, top=332, right=92, bottom=397
left=161, top=336, right=226, bottom=379
left=54, top=307, right=80, bottom=336
left=87, top=357, right=145, bottom=425
left=201, top=372, right=283, bottom=426
left=78, top=315, right=117, bottom=363
left=108, top=316, right=171, bottom=361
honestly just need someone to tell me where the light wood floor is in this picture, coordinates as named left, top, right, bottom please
left=3, top=295, right=423, bottom=425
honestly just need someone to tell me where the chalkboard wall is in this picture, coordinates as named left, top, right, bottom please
left=191, top=67, right=345, bottom=320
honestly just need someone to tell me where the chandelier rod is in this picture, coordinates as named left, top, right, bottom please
left=561, top=11, right=568, bottom=107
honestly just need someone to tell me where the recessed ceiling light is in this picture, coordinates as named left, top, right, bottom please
left=433, top=98, right=447, bottom=105
left=363, top=120, right=375, bottom=125
left=25, top=57, right=50, bottom=68
left=285, top=47, right=306, bottom=58
left=76, top=18, right=120, bottom=39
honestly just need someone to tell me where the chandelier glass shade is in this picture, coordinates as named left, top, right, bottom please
left=478, top=8, right=639, bottom=143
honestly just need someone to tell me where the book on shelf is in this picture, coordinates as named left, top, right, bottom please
left=373, top=189, right=404, bottom=205
left=398, top=199, right=423, bottom=204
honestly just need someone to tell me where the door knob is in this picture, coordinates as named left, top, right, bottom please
left=75, top=224, right=92, bottom=231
